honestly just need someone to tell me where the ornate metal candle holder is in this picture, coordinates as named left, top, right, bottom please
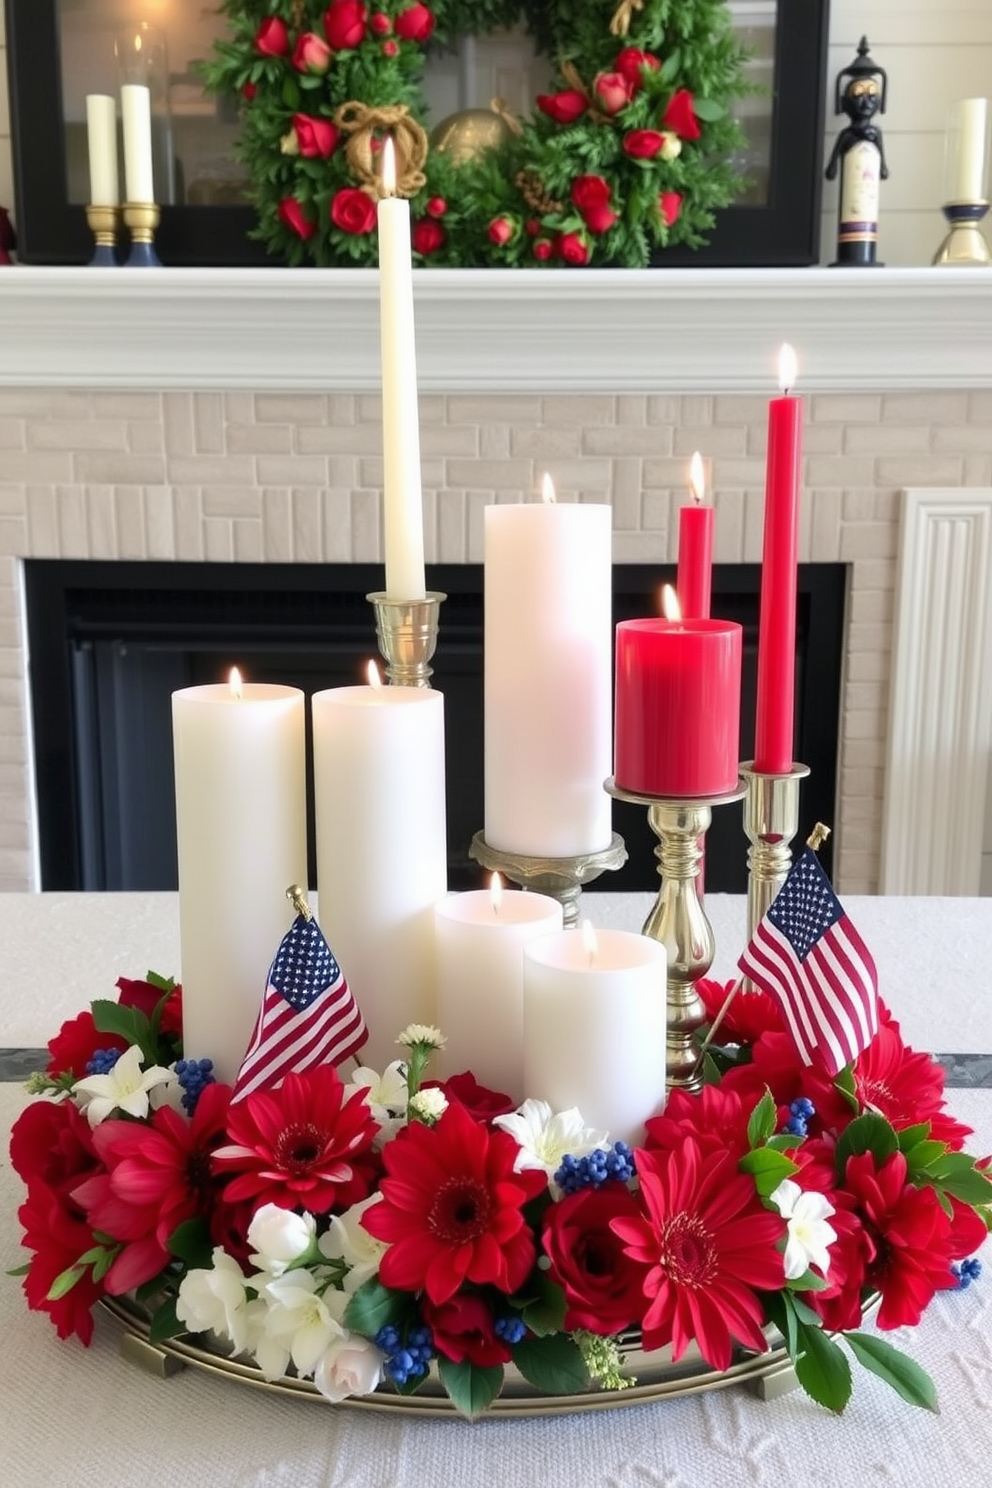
left=932, top=202, right=992, bottom=266
left=122, top=202, right=162, bottom=267
left=367, top=591, right=445, bottom=687
left=468, top=831, right=627, bottom=929
left=606, top=777, right=746, bottom=1093
left=85, top=205, right=120, bottom=267
left=739, top=762, right=811, bottom=939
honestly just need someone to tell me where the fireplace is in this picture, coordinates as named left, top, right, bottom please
left=25, top=559, right=846, bottom=895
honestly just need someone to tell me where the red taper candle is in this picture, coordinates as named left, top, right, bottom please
left=677, top=451, right=714, bottom=620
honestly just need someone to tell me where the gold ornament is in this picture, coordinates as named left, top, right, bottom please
left=430, top=99, right=521, bottom=167
left=610, top=0, right=644, bottom=37
left=334, top=102, right=428, bottom=196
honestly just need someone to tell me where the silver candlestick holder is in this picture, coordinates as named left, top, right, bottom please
left=739, top=761, right=810, bottom=939
left=468, top=831, right=627, bottom=929
left=367, top=591, right=445, bottom=687
left=606, top=776, right=746, bottom=1092
left=932, top=201, right=992, bottom=266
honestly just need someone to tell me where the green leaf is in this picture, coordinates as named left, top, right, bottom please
left=832, top=1064, right=860, bottom=1113
left=765, top=1134, right=803, bottom=1153
left=746, top=1088, right=777, bottom=1148
left=794, top=1323, right=853, bottom=1415
left=90, top=999, right=156, bottom=1064
left=168, top=1218, right=213, bottom=1270
left=897, top=1121, right=932, bottom=1152
left=790, top=1293, right=825, bottom=1326
left=6, top=1262, right=30, bottom=1277
left=436, top=1357, right=504, bottom=1419
left=691, top=98, right=726, bottom=122
left=342, top=1278, right=410, bottom=1337
left=47, top=1265, right=86, bottom=1301
left=787, top=1267, right=828, bottom=1293
left=515, top=1272, right=567, bottom=1338
left=148, top=1295, right=185, bottom=1345
left=511, top=1333, right=588, bottom=1395
left=926, top=1151, right=992, bottom=1205
left=903, top=1139, right=949, bottom=1178
left=835, top=1112, right=899, bottom=1176
left=737, top=1146, right=799, bottom=1197
left=763, top=1291, right=797, bottom=1357
left=146, top=971, right=176, bottom=992
left=843, top=1331, right=939, bottom=1412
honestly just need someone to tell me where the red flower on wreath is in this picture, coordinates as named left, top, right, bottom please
left=536, top=91, right=588, bottom=126
left=292, top=32, right=332, bottom=75
left=422, top=1292, right=512, bottom=1367
left=411, top=219, right=445, bottom=255
left=592, top=71, right=632, bottom=117
left=46, top=1011, right=127, bottom=1083
left=533, top=238, right=554, bottom=262
left=623, top=130, right=665, bottom=160
left=643, top=1083, right=753, bottom=1162
left=371, top=12, right=391, bottom=36
left=324, top=0, right=368, bottom=50
left=394, top=3, right=434, bottom=43
left=255, top=16, right=289, bottom=58
left=17, top=1183, right=105, bottom=1344
left=571, top=175, right=616, bottom=235
left=117, top=976, right=183, bottom=1039
left=615, top=47, right=661, bottom=92
left=696, top=976, right=782, bottom=1046
left=361, top=1099, right=547, bottom=1304
left=543, top=1184, right=649, bottom=1333
left=279, top=198, right=318, bottom=241
left=292, top=114, right=339, bottom=158
left=423, top=1070, right=515, bottom=1123
left=331, top=187, right=377, bottom=235
left=613, top=1140, right=787, bottom=1372
left=425, top=196, right=447, bottom=218
left=557, top=230, right=591, bottom=266
left=9, top=1096, right=99, bottom=1198
left=662, top=89, right=702, bottom=141
left=487, top=215, right=518, bottom=247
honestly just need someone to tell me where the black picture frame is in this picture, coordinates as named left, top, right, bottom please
left=4, top=0, right=830, bottom=268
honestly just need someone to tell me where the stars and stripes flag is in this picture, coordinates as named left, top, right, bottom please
left=738, top=846, right=879, bottom=1077
left=232, top=905, right=367, bottom=1104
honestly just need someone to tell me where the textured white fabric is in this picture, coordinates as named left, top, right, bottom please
left=2, top=893, right=991, bottom=1487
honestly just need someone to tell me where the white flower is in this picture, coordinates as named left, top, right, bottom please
left=658, top=130, right=682, bottom=161
left=319, top=1193, right=388, bottom=1294
left=344, top=1060, right=409, bottom=1136
left=313, top=1334, right=384, bottom=1402
left=176, top=1248, right=260, bottom=1354
left=254, top=1270, right=348, bottom=1381
left=396, top=1024, right=446, bottom=1050
left=72, top=1043, right=174, bottom=1127
left=770, top=1178, right=838, bottom=1281
left=493, top=1099, right=608, bottom=1177
left=409, top=1087, right=448, bottom=1124
left=248, top=1204, right=317, bottom=1275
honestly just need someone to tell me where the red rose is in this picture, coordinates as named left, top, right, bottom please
left=422, top=1293, right=512, bottom=1368
left=255, top=16, right=289, bottom=57
left=116, top=975, right=182, bottom=1037
left=543, top=1185, right=649, bottom=1333
left=371, top=12, right=391, bottom=35
left=557, top=230, right=591, bottom=266
left=323, top=0, right=367, bottom=50
left=424, top=1071, right=515, bottom=1123
left=533, top=238, right=554, bottom=262
left=46, top=1010, right=127, bottom=1082
left=9, top=1098, right=99, bottom=1197
left=242, top=81, right=257, bottom=102
left=292, top=31, right=332, bottom=74
left=292, top=113, right=339, bottom=158
left=662, top=89, right=702, bottom=141
left=330, top=186, right=377, bottom=234
left=659, top=190, right=682, bottom=228
left=615, top=47, right=661, bottom=91
left=592, top=70, right=632, bottom=116
left=394, top=3, right=434, bottom=43
left=623, top=129, right=665, bottom=159
left=381, top=38, right=398, bottom=56
left=487, top=215, right=518, bottom=247
left=278, top=197, right=318, bottom=241
left=425, top=196, right=447, bottom=218
left=536, top=90, right=588, bottom=125
left=571, top=175, right=616, bottom=234
left=411, top=218, right=445, bottom=255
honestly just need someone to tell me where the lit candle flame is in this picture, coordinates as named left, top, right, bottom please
left=380, top=137, right=397, bottom=197
left=228, top=667, right=243, bottom=700
left=540, top=472, right=557, bottom=505
left=778, top=343, right=798, bottom=395
left=367, top=659, right=384, bottom=689
left=581, top=919, right=598, bottom=965
left=688, top=451, right=705, bottom=505
left=661, top=584, right=682, bottom=622
left=490, top=872, right=503, bottom=916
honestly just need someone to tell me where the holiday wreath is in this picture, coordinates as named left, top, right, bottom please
left=9, top=970, right=991, bottom=1418
left=202, top=0, right=750, bottom=267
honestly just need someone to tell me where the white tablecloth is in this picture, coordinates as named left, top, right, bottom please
left=2, top=893, right=991, bottom=1488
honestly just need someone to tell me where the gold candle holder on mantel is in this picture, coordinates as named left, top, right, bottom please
left=739, top=761, right=811, bottom=939
left=122, top=201, right=162, bottom=268
left=606, top=776, right=747, bottom=1093
left=468, top=831, right=628, bottom=930
left=85, top=204, right=120, bottom=267
left=367, top=591, right=445, bottom=687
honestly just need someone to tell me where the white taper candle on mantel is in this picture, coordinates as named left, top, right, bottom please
left=85, top=95, right=119, bottom=207
left=313, top=676, right=446, bottom=1070
left=948, top=97, right=990, bottom=202
left=377, top=137, right=426, bottom=602
left=484, top=483, right=613, bottom=858
left=121, top=83, right=155, bottom=203
left=435, top=879, right=563, bottom=1100
left=172, top=675, right=307, bottom=1082
left=523, top=925, right=668, bottom=1147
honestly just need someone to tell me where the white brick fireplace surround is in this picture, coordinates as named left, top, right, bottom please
left=2, top=265, right=992, bottom=895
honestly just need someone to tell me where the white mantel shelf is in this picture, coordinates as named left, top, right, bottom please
left=1, top=265, right=991, bottom=393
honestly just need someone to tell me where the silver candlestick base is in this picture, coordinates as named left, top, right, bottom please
left=468, top=831, right=627, bottom=929
left=367, top=591, right=445, bottom=687
left=739, top=761, right=810, bottom=940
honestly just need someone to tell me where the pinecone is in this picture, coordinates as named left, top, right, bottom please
left=514, top=170, right=562, bottom=216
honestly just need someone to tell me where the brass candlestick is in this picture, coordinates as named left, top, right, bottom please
left=468, top=831, right=627, bottom=929
left=606, top=777, right=746, bottom=1092
left=85, top=204, right=120, bottom=267
left=367, top=591, right=445, bottom=687
left=123, top=201, right=162, bottom=267
left=932, top=201, right=992, bottom=266
left=739, top=762, right=811, bottom=938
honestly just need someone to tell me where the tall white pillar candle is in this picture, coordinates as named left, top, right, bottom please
left=485, top=497, right=613, bottom=857
left=435, top=883, right=563, bottom=1100
left=523, top=927, right=668, bottom=1146
left=172, top=680, right=307, bottom=1082
left=313, top=682, right=446, bottom=1070
left=377, top=139, right=426, bottom=602
left=86, top=95, right=119, bottom=207
left=949, top=97, right=989, bottom=201
left=121, top=83, right=155, bottom=203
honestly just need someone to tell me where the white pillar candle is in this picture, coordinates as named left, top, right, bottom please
left=313, top=681, right=446, bottom=1070
left=484, top=495, right=613, bottom=857
left=172, top=679, right=307, bottom=1082
left=523, top=926, right=668, bottom=1147
left=949, top=97, right=989, bottom=201
left=86, top=95, right=119, bottom=207
left=377, top=139, right=426, bottom=602
left=121, top=83, right=155, bottom=203
left=435, top=882, right=563, bottom=1100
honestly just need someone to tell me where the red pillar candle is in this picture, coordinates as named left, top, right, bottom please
left=754, top=345, right=804, bottom=775
left=614, top=615, right=742, bottom=798
left=677, top=451, right=714, bottom=620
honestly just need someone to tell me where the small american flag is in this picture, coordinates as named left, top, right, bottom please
left=738, top=847, right=879, bottom=1076
left=232, top=903, right=367, bottom=1104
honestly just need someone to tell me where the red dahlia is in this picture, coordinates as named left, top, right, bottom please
left=361, top=1099, right=547, bottom=1304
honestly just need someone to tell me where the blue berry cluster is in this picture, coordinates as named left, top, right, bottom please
left=85, top=1048, right=122, bottom=1076
left=174, top=1057, right=216, bottom=1116
left=952, top=1257, right=983, bottom=1290
left=494, top=1314, right=527, bottom=1344
left=783, top=1096, right=816, bottom=1139
left=554, top=1142, right=635, bottom=1194
left=375, top=1323, right=434, bottom=1386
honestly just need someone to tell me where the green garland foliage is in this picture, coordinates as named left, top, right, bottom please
left=202, top=0, right=750, bottom=268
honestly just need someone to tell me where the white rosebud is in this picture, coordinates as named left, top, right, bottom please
left=314, top=1334, right=384, bottom=1402
left=247, top=1203, right=316, bottom=1274
left=658, top=130, right=682, bottom=162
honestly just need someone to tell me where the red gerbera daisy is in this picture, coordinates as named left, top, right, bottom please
left=612, top=1139, right=787, bottom=1372
left=696, top=977, right=784, bottom=1046
left=643, top=1083, right=753, bottom=1161
left=361, top=1099, right=547, bottom=1305
left=211, top=1065, right=379, bottom=1214
left=17, top=1181, right=105, bottom=1344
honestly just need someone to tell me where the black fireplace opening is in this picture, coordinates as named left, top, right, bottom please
left=25, top=561, right=847, bottom=894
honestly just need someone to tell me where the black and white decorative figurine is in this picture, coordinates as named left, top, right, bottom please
left=825, top=37, right=888, bottom=267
